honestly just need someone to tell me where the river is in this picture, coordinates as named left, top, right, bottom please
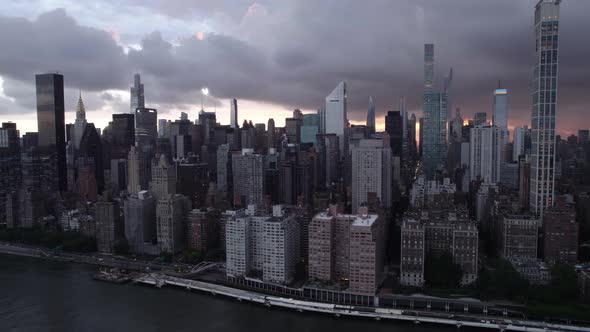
left=0, top=254, right=473, bottom=332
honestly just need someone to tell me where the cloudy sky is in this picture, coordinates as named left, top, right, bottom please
left=0, top=0, right=589, bottom=136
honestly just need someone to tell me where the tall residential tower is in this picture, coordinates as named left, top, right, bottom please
left=530, top=0, right=560, bottom=218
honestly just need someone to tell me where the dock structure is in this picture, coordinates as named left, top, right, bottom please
left=133, top=274, right=590, bottom=332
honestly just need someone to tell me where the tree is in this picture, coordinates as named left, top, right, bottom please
left=477, top=259, right=529, bottom=301
left=181, top=248, right=201, bottom=263
left=545, top=264, right=578, bottom=304
left=425, top=252, right=463, bottom=288
left=113, top=239, right=130, bottom=255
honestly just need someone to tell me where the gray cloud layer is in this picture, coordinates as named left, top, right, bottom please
left=0, top=1, right=589, bottom=133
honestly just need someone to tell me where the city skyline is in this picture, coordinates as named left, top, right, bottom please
left=2, top=1, right=590, bottom=329
left=0, top=1, right=589, bottom=135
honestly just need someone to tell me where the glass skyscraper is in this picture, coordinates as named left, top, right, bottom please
left=493, top=88, right=508, bottom=130
left=35, top=73, right=67, bottom=191
left=366, top=96, right=375, bottom=134
left=530, top=0, right=560, bottom=218
left=325, top=81, right=347, bottom=155
left=421, top=44, right=448, bottom=179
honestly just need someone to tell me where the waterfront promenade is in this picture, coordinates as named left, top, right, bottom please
left=2, top=242, right=589, bottom=332
left=133, top=273, right=590, bottom=332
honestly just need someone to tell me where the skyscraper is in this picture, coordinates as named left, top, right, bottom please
left=130, top=73, right=145, bottom=113
left=110, top=114, right=135, bottom=160
left=73, top=92, right=87, bottom=150
left=35, top=73, right=67, bottom=191
left=351, top=139, right=392, bottom=213
left=232, top=149, right=265, bottom=207
left=325, top=81, right=347, bottom=155
left=493, top=88, right=508, bottom=130
left=513, top=126, right=527, bottom=161
left=366, top=96, right=375, bottom=134
left=530, top=0, right=560, bottom=218
left=301, top=113, right=320, bottom=145
left=230, top=98, right=238, bottom=129
left=385, top=111, right=403, bottom=156
left=124, top=190, right=157, bottom=254
left=0, top=123, right=21, bottom=225
left=267, top=118, right=276, bottom=149
left=421, top=45, right=448, bottom=179
left=470, top=126, right=503, bottom=183
left=127, top=146, right=142, bottom=195
left=135, top=108, right=158, bottom=143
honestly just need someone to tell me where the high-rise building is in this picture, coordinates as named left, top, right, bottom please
left=267, top=119, right=276, bottom=149
left=421, top=45, right=449, bottom=179
left=366, top=96, right=376, bottom=134
left=225, top=206, right=300, bottom=284
left=493, top=88, right=508, bottom=129
left=530, top=0, right=561, bottom=218
left=230, top=98, right=238, bottom=129
left=187, top=208, right=220, bottom=254
left=498, top=214, right=539, bottom=260
left=127, top=146, right=142, bottom=195
left=513, top=126, right=527, bottom=161
left=78, top=123, right=104, bottom=194
left=232, top=149, right=265, bottom=207
left=401, top=210, right=478, bottom=287
left=351, top=139, right=392, bottom=212
left=158, top=119, right=168, bottom=138
left=293, top=109, right=303, bottom=120
left=124, top=190, right=157, bottom=254
left=110, top=114, right=135, bottom=160
left=308, top=205, right=385, bottom=295
left=408, top=113, right=417, bottom=159
left=578, top=129, right=589, bottom=145
left=519, top=155, right=532, bottom=210
left=156, top=193, right=191, bottom=254
left=130, top=73, right=145, bottom=113
left=385, top=111, right=403, bottom=156
left=135, top=108, right=158, bottom=142
left=216, top=144, right=230, bottom=195
left=198, top=111, right=217, bottom=144
left=301, top=113, right=320, bottom=145
left=150, top=154, right=176, bottom=201
left=543, top=199, right=578, bottom=264
left=0, top=123, right=21, bottom=225
left=35, top=73, right=67, bottom=192
left=73, top=92, right=87, bottom=150
left=285, top=117, right=302, bottom=144
left=95, top=193, right=122, bottom=254
left=474, top=112, right=488, bottom=126
left=325, top=81, right=347, bottom=155
left=469, top=126, right=504, bottom=183
left=177, top=161, right=209, bottom=209
left=316, top=133, right=340, bottom=188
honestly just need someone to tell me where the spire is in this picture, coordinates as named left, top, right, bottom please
left=76, top=91, right=86, bottom=120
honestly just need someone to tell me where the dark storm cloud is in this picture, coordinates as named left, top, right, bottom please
left=0, top=9, right=128, bottom=95
left=1, top=1, right=590, bottom=133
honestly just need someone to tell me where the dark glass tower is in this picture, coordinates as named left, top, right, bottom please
left=35, top=73, right=67, bottom=192
left=385, top=111, right=403, bottom=157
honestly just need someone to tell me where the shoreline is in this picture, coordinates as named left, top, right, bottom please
left=1, top=243, right=589, bottom=332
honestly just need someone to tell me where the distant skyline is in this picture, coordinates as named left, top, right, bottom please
left=0, top=0, right=589, bottom=135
